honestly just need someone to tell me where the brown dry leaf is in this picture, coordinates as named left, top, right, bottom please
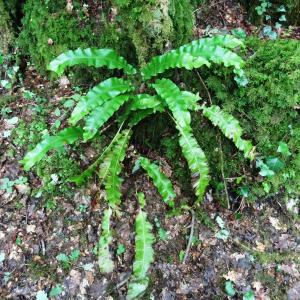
left=269, top=217, right=287, bottom=231
left=223, top=270, right=241, bottom=283
left=231, top=252, right=246, bottom=261
left=255, top=242, right=266, bottom=252
left=253, top=281, right=263, bottom=291
left=66, top=0, right=73, bottom=12
left=26, top=224, right=36, bottom=234
left=281, top=264, right=300, bottom=278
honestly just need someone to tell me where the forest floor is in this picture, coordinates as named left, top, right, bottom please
left=1, top=1, right=300, bottom=300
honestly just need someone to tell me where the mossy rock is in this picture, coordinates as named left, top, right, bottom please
left=112, top=0, right=194, bottom=66
left=0, top=0, right=14, bottom=54
left=18, top=0, right=194, bottom=74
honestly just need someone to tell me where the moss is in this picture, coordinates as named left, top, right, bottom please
left=34, top=151, right=80, bottom=199
left=200, top=37, right=300, bottom=199
left=12, top=117, right=80, bottom=201
left=0, top=0, right=14, bottom=53
left=18, top=0, right=194, bottom=73
left=18, top=0, right=101, bottom=73
left=108, top=0, right=194, bottom=66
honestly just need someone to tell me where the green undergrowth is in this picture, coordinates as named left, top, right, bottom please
left=182, top=37, right=300, bottom=201
left=11, top=118, right=80, bottom=201
left=137, top=37, right=299, bottom=203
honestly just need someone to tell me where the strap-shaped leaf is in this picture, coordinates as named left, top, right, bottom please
left=127, top=94, right=162, bottom=111
left=127, top=210, right=154, bottom=300
left=202, top=105, right=255, bottom=160
left=69, top=126, right=126, bottom=185
left=48, top=48, right=137, bottom=76
left=153, top=79, right=200, bottom=129
left=98, top=208, right=114, bottom=273
left=99, top=129, right=131, bottom=207
left=83, top=95, right=130, bottom=141
left=178, top=129, right=210, bottom=204
left=120, top=94, right=165, bottom=124
left=142, top=35, right=244, bottom=80
left=70, top=78, right=134, bottom=125
left=21, top=127, right=83, bottom=171
left=138, top=157, right=176, bottom=207
left=128, top=107, right=165, bottom=127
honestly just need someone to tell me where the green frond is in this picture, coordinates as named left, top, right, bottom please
left=128, top=107, right=165, bottom=127
left=98, top=208, right=114, bottom=274
left=127, top=210, right=154, bottom=300
left=70, top=78, right=134, bottom=125
left=48, top=48, right=137, bottom=76
left=152, top=79, right=200, bottom=129
left=69, top=126, right=126, bottom=185
left=178, top=129, right=210, bottom=204
left=142, top=35, right=244, bottom=80
left=119, top=94, right=163, bottom=123
left=83, top=95, right=130, bottom=141
left=138, top=157, right=176, bottom=207
left=99, top=129, right=131, bottom=207
left=21, top=127, right=83, bottom=171
left=127, top=94, right=163, bottom=111
left=202, top=105, right=255, bottom=160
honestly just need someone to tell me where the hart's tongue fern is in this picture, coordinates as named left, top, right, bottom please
left=22, top=34, right=255, bottom=298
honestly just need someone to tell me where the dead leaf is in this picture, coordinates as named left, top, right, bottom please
left=26, top=224, right=36, bottom=234
left=255, top=242, right=266, bottom=253
left=269, top=217, right=287, bottom=231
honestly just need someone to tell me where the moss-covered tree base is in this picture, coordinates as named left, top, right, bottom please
left=0, top=0, right=14, bottom=53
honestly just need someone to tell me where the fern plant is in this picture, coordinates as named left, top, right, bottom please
left=21, top=34, right=255, bottom=298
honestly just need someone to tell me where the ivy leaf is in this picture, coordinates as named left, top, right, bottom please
left=231, top=28, right=247, bottom=39
left=225, top=281, right=236, bottom=297
left=263, top=26, right=277, bottom=40
left=243, top=290, right=255, bottom=300
left=256, top=159, right=275, bottom=177
left=279, top=15, right=286, bottom=22
left=277, top=142, right=291, bottom=156
left=266, top=157, right=285, bottom=172
left=239, top=185, right=250, bottom=197
left=49, top=285, right=64, bottom=297
left=277, top=5, right=286, bottom=12
left=265, top=15, right=271, bottom=21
